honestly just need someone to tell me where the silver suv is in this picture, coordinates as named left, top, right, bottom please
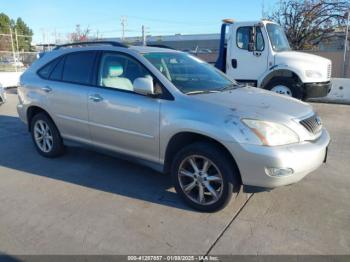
left=17, top=42, right=330, bottom=212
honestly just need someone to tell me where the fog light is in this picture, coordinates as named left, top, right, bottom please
left=265, top=167, right=294, bottom=177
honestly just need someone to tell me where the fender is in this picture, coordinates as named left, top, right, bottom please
left=25, top=102, right=55, bottom=127
left=258, top=65, right=304, bottom=89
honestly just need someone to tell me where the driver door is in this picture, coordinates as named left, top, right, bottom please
left=226, top=25, right=269, bottom=86
left=87, top=52, right=161, bottom=163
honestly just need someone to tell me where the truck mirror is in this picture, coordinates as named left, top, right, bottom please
left=248, top=26, right=256, bottom=52
left=248, top=42, right=255, bottom=52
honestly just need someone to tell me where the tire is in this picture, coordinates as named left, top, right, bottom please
left=171, top=142, right=240, bottom=212
left=30, top=112, right=65, bottom=158
left=265, top=77, right=303, bottom=99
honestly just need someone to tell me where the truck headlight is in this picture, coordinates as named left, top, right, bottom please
left=305, top=70, right=322, bottom=78
left=242, top=119, right=299, bottom=146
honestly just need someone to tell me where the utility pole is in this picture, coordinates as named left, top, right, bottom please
left=343, top=9, right=350, bottom=78
left=15, top=28, right=20, bottom=70
left=121, top=16, right=127, bottom=41
left=41, top=28, right=46, bottom=50
left=15, top=28, right=19, bottom=52
left=54, top=28, right=57, bottom=45
left=261, top=0, right=266, bottom=19
left=142, top=25, right=146, bottom=46
left=9, top=26, right=17, bottom=72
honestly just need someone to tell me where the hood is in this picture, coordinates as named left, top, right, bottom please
left=191, top=86, right=313, bottom=121
left=275, top=51, right=330, bottom=65
left=274, top=51, right=331, bottom=82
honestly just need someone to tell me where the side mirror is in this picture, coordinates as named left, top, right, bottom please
left=248, top=42, right=255, bottom=52
left=248, top=26, right=256, bottom=52
left=133, top=77, right=155, bottom=96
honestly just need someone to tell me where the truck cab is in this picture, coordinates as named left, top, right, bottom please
left=215, top=19, right=332, bottom=100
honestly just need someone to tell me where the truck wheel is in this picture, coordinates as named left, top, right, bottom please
left=171, top=142, right=240, bottom=212
left=265, top=77, right=303, bottom=99
left=30, top=113, right=65, bottom=158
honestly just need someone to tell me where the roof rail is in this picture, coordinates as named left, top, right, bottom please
left=147, top=44, right=175, bottom=50
left=53, top=41, right=128, bottom=50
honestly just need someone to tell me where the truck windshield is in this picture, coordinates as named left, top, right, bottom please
left=143, top=52, right=239, bottom=94
left=266, top=24, right=291, bottom=52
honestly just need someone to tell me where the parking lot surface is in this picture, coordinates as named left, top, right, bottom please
left=0, top=92, right=349, bottom=255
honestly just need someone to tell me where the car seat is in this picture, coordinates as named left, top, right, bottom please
left=102, top=62, right=133, bottom=91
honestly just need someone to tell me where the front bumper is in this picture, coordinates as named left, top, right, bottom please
left=304, top=81, right=332, bottom=99
left=17, top=103, right=27, bottom=124
left=227, top=129, right=330, bottom=188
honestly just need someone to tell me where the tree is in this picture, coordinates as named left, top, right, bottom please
left=0, top=13, right=33, bottom=51
left=0, top=13, right=12, bottom=51
left=268, top=0, right=350, bottom=50
left=14, top=18, right=33, bottom=52
left=69, top=24, right=91, bottom=42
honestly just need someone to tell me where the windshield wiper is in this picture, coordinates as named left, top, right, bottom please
left=185, top=90, right=221, bottom=95
left=221, top=83, right=240, bottom=91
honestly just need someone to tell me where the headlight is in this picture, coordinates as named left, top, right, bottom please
left=305, top=70, right=322, bottom=78
left=242, top=119, right=299, bottom=146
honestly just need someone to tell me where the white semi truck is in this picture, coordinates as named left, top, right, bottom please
left=215, top=19, right=332, bottom=100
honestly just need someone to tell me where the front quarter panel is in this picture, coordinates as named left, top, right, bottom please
left=159, top=97, right=261, bottom=162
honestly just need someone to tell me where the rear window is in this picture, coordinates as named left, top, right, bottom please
left=50, top=57, right=65, bottom=81
left=37, top=59, right=60, bottom=79
left=62, top=51, right=96, bottom=85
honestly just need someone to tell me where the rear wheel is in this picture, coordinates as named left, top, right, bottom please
left=171, top=142, right=240, bottom=212
left=30, top=113, right=65, bottom=158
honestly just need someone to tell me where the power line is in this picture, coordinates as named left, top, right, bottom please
left=126, top=15, right=215, bottom=25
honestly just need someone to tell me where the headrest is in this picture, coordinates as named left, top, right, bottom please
left=108, top=64, right=123, bottom=77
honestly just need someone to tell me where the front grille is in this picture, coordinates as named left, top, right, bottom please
left=327, top=64, right=331, bottom=79
left=300, top=114, right=323, bottom=135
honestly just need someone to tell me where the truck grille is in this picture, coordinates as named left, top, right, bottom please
left=300, top=114, right=323, bottom=135
left=327, top=64, right=331, bottom=79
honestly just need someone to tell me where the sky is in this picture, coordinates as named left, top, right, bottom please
left=1, top=0, right=278, bottom=44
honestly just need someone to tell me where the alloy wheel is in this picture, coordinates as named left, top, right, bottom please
left=33, top=120, right=53, bottom=153
left=178, top=155, right=224, bottom=205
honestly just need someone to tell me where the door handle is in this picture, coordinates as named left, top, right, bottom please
left=231, top=59, right=237, bottom=69
left=41, top=86, right=52, bottom=93
left=89, top=94, right=103, bottom=102
left=253, top=51, right=262, bottom=57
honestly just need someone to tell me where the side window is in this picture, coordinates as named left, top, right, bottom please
left=37, top=59, right=59, bottom=79
left=62, top=51, right=96, bottom=85
left=237, top=27, right=250, bottom=50
left=98, top=52, right=152, bottom=92
left=236, top=27, right=264, bottom=51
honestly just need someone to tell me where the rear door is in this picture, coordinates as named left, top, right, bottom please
left=43, top=51, right=97, bottom=143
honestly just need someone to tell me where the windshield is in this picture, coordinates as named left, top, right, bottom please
left=266, top=23, right=291, bottom=52
left=143, top=52, right=238, bottom=94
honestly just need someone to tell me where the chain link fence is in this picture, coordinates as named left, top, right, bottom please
left=0, top=33, right=38, bottom=72
left=0, top=51, right=38, bottom=72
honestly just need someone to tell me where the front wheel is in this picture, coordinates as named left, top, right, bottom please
left=265, top=77, right=303, bottom=99
left=171, top=142, right=240, bottom=212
